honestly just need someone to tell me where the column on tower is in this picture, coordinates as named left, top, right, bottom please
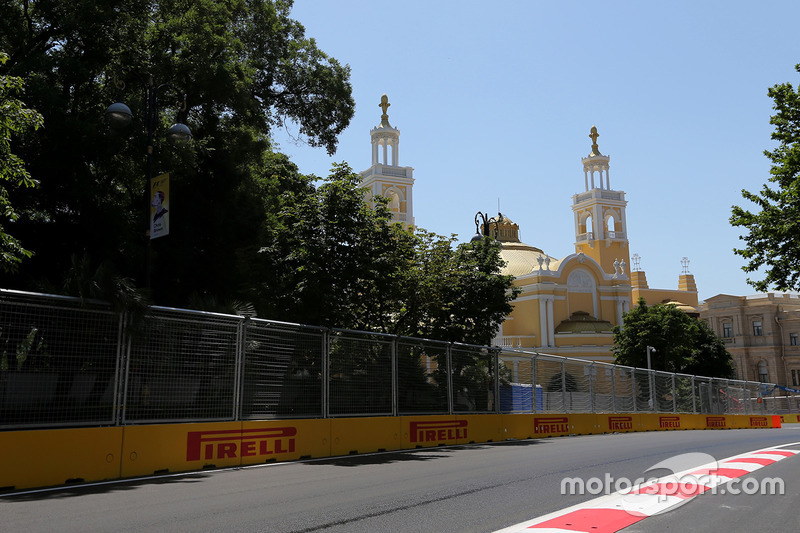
left=572, top=126, right=630, bottom=276
left=358, top=94, right=415, bottom=228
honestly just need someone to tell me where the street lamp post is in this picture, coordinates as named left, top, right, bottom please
left=105, top=75, right=192, bottom=289
left=471, top=211, right=502, bottom=242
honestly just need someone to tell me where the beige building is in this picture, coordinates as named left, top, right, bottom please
left=700, top=293, right=800, bottom=387
left=496, top=127, right=699, bottom=362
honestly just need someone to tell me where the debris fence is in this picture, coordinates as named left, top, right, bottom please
left=1, top=289, right=794, bottom=430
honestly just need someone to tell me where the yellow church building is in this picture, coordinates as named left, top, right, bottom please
left=358, top=95, right=697, bottom=363
left=494, top=127, right=699, bottom=362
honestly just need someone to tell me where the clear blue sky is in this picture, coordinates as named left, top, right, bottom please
left=277, top=1, right=800, bottom=302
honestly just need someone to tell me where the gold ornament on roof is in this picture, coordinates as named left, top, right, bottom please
left=589, top=125, right=602, bottom=156
left=379, top=94, right=391, bottom=127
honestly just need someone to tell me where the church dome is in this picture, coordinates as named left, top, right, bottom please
left=660, top=299, right=700, bottom=317
left=487, top=214, right=559, bottom=277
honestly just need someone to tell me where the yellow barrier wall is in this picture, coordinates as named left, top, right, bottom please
left=241, top=419, right=330, bottom=465
left=1, top=411, right=783, bottom=491
left=401, top=415, right=464, bottom=449
left=0, top=427, right=123, bottom=491
left=458, top=414, right=506, bottom=444
left=531, top=414, right=572, bottom=437
left=501, top=414, right=537, bottom=440
left=598, top=413, right=640, bottom=433
left=121, top=422, right=243, bottom=478
left=330, top=417, right=399, bottom=456
left=570, top=413, right=601, bottom=435
left=703, top=415, right=732, bottom=429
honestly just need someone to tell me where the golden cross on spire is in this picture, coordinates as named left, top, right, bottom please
left=589, top=125, right=602, bottom=156
left=379, top=94, right=391, bottom=127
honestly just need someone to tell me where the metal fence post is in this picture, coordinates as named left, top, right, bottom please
left=724, top=380, right=730, bottom=414
left=672, top=373, right=676, bottom=413
left=589, top=361, right=595, bottom=413
left=392, top=336, right=398, bottom=417
left=120, top=318, right=134, bottom=426
left=114, top=311, right=128, bottom=426
left=232, top=317, right=246, bottom=421
left=561, top=359, right=567, bottom=412
left=493, top=348, right=500, bottom=414
left=446, top=343, right=454, bottom=415
left=611, top=364, right=617, bottom=413
left=323, top=329, right=330, bottom=419
left=691, top=376, right=696, bottom=414
left=631, top=369, right=637, bottom=413
left=532, top=352, right=538, bottom=413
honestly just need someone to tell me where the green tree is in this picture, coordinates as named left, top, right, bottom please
left=253, top=162, right=519, bottom=344
left=398, top=232, right=519, bottom=346
left=0, top=0, right=353, bottom=304
left=731, top=64, right=800, bottom=292
left=0, top=50, right=42, bottom=272
left=256, top=162, right=416, bottom=330
left=613, top=299, right=734, bottom=378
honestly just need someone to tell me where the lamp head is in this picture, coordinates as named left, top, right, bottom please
left=105, top=101, right=133, bottom=129
left=166, top=122, right=192, bottom=144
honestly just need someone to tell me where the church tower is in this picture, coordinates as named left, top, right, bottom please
left=360, top=94, right=415, bottom=227
left=572, top=126, right=631, bottom=277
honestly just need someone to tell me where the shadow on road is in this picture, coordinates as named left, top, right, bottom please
left=1, top=472, right=211, bottom=502
left=1, top=439, right=551, bottom=499
left=305, top=438, right=547, bottom=467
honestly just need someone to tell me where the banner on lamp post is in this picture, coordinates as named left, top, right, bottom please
left=150, top=173, right=170, bottom=239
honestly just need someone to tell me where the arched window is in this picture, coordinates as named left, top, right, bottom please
left=606, top=215, right=616, bottom=237
left=388, top=191, right=400, bottom=212
left=585, top=216, right=593, bottom=237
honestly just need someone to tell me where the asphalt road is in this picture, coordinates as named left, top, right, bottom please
left=3, top=426, right=800, bottom=532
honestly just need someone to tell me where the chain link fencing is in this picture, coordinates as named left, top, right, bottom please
left=0, top=289, right=795, bottom=430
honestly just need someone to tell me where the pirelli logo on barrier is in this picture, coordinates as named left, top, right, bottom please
left=706, top=416, right=727, bottom=428
left=659, top=416, right=681, bottom=429
left=409, top=420, right=468, bottom=443
left=534, top=417, right=570, bottom=434
left=608, top=416, right=633, bottom=431
left=186, top=427, right=297, bottom=461
left=750, top=416, right=769, bottom=427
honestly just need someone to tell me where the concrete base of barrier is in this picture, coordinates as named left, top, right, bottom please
left=0, top=412, right=782, bottom=492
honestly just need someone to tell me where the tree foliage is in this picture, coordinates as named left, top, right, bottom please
left=254, top=162, right=520, bottom=345
left=613, top=299, right=734, bottom=378
left=731, top=63, right=800, bottom=292
left=0, top=1, right=518, bottom=346
left=0, top=50, right=42, bottom=272
left=0, top=0, right=353, bottom=300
